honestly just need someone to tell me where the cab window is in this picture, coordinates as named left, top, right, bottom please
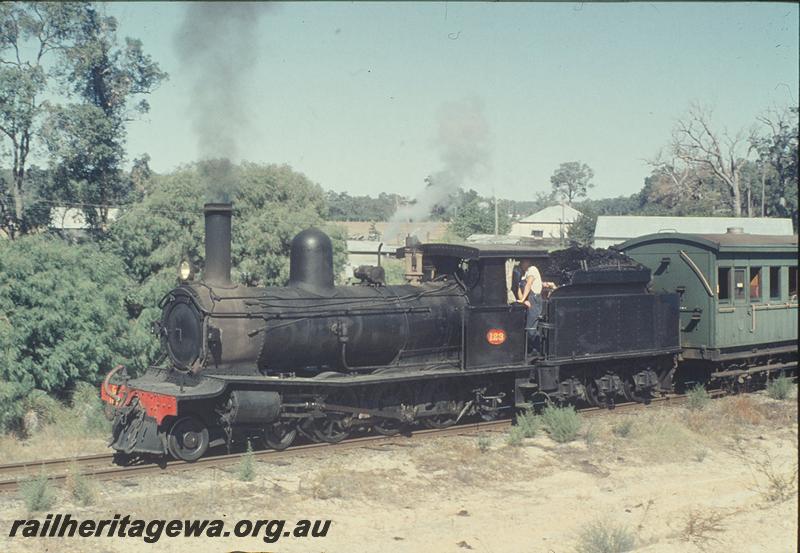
left=790, top=266, right=798, bottom=300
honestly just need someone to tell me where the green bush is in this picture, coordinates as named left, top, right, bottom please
left=66, top=463, right=95, bottom=506
left=71, top=382, right=110, bottom=434
left=686, top=384, right=710, bottom=410
left=516, top=410, right=540, bottom=438
left=476, top=434, right=491, bottom=453
left=612, top=419, right=633, bottom=438
left=766, top=375, right=793, bottom=401
left=23, top=390, right=63, bottom=426
left=576, top=520, right=635, bottom=553
left=0, top=235, right=137, bottom=394
left=238, top=441, right=256, bottom=481
left=20, top=473, right=56, bottom=513
left=0, top=380, right=32, bottom=433
left=541, top=404, right=582, bottom=443
left=506, top=426, right=525, bottom=447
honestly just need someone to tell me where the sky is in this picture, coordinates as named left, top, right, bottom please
left=106, top=2, right=799, bottom=202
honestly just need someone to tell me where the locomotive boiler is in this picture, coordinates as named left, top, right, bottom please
left=159, top=204, right=467, bottom=377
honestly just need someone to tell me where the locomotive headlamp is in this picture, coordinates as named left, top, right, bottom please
left=178, top=260, right=194, bottom=281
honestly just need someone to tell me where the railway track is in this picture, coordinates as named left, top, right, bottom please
left=0, top=392, right=704, bottom=494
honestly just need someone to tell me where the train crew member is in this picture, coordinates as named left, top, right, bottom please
left=506, top=258, right=523, bottom=303
left=517, top=258, right=543, bottom=344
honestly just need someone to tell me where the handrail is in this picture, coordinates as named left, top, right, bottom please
left=679, top=250, right=714, bottom=297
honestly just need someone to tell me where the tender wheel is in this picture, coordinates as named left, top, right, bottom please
left=371, top=384, right=412, bottom=436
left=421, top=379, right=464, bottom=429
left=167, top=416, right=209, bottom=462
left=623, top=377, right=652, bottom=403
left=310, top=388, right=357, bottom=443
left=584, top=379, right=602, bottom=407
left=263, top=420, right=297, bottom=451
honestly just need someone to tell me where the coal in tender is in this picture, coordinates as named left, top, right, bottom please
left=540, top=246, right=644, bottom=285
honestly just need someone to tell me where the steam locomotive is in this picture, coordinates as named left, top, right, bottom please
left=101, top=203, right=794, bottom=462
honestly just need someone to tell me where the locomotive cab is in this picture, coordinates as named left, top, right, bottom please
left=396, top=243, right=550, bottom=369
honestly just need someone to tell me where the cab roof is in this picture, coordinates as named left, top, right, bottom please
left=397, top=243, right=549, bottom=260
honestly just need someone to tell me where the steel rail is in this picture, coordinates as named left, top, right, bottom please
left=0, top=392, right=708, bottom=493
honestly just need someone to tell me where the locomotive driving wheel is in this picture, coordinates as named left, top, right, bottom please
left=167, top=416, right=209, bottom=462
left=371, top=384, right=412, bottom=436
left=263, top=420, right=297, bottom=451
left=421, top=379, right=464, bottom=429
left=309, top=388, right=357, bottom=443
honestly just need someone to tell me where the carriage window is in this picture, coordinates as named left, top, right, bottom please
left=790, top=267, right=798, bottom=300
left=733, top=269, right=746, bottom=301
left=749, top=267, right=762, bottom=302
left=717, top=267, right=730, bottom=300
left=769, top=267, right=781, bottom=299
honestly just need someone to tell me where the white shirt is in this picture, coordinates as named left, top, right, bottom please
left=524, top=265, right=543, bottom=295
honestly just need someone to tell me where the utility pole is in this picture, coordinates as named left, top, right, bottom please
left=493, top=185, right=499, bottom=236
left=760, top=161, right=766, bottom=217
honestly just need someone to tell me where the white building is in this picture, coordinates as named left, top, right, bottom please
left=593, top=216, right=795, bottom=249
left=509, top=204, right=582, bottom=239
left=50, top=207, right=120, bottom=231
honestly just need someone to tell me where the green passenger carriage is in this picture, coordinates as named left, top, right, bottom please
left=618, top=229, right=798, bottom=382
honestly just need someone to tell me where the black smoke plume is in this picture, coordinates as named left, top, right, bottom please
left=174, top=2, right=268, bottom=202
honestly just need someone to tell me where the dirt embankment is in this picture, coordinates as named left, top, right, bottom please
left=1, top=390, right=797, bottom=553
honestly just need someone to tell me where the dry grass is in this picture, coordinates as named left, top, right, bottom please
left=300, top=466, right=409, bottom=501
left=751, top=454, right=798, bottom=503
left=626, top=413, right=705, bottom=462
left=0, top=383, right=110, bottom=464
left=682, top=508, right=726, bottom=546
left=575, top=519, right=636, bottom=553
left=731, top=440, right=799, bottom=504
left=415, top=439, right=529, bottom=487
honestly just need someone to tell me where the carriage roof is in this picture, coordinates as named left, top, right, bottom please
left=617, top=232, right=797, bottom=254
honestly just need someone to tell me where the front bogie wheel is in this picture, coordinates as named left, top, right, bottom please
left=167, top=416, right=209, bottom=462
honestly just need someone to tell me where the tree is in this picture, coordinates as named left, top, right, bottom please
left=107, top=162, right=347, bottom=369
left=44, top=5, right=166, bottom=233
left=550, top=162, right=595, bottom=204
left=669, top=103, right=753, bottom=217
left=750, top=106, right=798, bottom=227
left=325, top=190, right=405, bottom=221
left=0, top=3, right=83, bottom=238
left=505, top=191, right=555, bottom=220
left=449, top=198, right=511, bottom=238
left=0, top=3, right=165, bottom=238
left=567, top=209, right=597, bottom=246
left=640, top=160, right=727, bottom=216
left=0, top=234, right=137, bottom=395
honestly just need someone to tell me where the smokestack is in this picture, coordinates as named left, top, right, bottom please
left=204, top=203, right=233, bottom=286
